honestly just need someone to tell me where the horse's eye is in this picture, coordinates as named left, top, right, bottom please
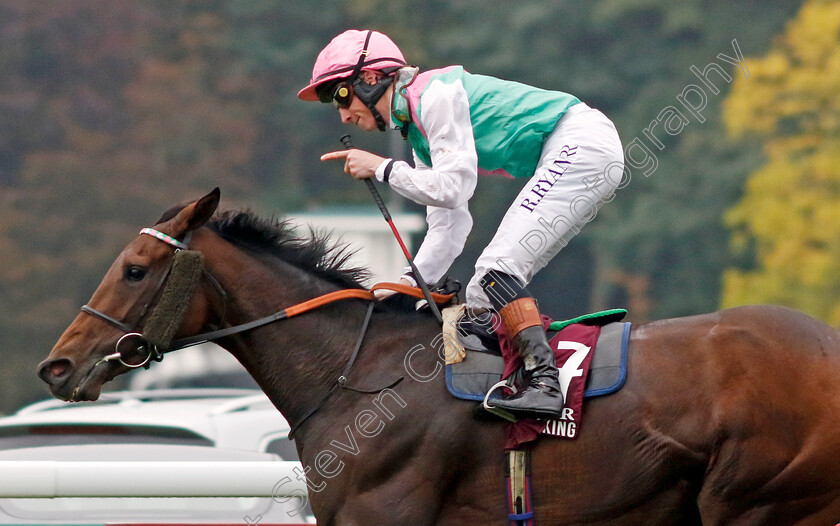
left=124, top=266, right=147, bottom=282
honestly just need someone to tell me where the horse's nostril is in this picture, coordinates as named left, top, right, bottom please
left=38, top=358, right=73, bottom=385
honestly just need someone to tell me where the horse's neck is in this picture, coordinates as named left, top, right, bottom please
left=199, top=236, right=376, bottom=425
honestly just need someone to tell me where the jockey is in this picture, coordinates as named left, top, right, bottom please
left=299, top=29, right=625, bottom=420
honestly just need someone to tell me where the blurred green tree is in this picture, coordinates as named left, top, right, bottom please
left=0, top=0, right=805, bottom=412
left=0, top=1, right=259, bottom=409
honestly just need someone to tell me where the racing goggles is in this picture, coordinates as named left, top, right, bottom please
left=318, top=81, right=354, bottom=109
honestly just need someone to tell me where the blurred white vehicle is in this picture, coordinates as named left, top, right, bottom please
left=0, top=389, right=313, bottom=524
left=127, top=343, right=259, bottom=391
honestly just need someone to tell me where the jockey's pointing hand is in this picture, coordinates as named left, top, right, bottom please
left=321, top=149, right=386, bottom=180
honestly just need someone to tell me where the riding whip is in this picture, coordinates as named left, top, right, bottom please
left=340, top=134, right=443, bottom=323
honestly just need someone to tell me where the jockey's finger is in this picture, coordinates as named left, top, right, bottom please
left=320, top=150, right=350, bottom=162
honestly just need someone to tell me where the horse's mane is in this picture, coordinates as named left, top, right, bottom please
left=208, top=210, right=371, bottom=290
left=156, top=204, right=370, bottom=290
left=156, top=204, right=436, bottom=314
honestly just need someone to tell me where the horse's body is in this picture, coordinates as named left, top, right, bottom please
left=38, top=190, right=840, bottom=525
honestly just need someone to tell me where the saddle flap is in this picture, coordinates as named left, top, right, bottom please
left=456, top=310, right=502, bottom=355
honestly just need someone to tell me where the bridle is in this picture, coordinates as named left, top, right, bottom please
left=80, top=228, right=228, bottom=370
left=79, top=227, right=377, bottom=370
left=75, top=226, right=453, bottom=432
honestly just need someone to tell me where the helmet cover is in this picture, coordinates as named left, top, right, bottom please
left=298, top=29, right=406, bottom=101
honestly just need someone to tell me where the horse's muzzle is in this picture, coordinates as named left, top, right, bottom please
left=37, top=357, right=73, bottom=387
left=37, top=353, right=113, bottom=402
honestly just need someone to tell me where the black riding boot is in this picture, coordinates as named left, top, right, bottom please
left=491, top=298, right=565, bottom=419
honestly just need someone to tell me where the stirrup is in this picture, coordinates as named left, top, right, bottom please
left=482, top=379, right=518, bottom=422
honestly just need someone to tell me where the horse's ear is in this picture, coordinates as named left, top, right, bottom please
left=170, top=187, right=220, bottom=235
left=186, top=187, right=220, bottom=231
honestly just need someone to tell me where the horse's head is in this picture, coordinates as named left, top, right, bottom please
left=37, top=188, right=220, bottom=401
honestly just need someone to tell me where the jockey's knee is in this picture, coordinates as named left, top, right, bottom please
left=479, top=270, right=532, bottom=311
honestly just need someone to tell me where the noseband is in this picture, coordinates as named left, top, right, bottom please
left=80, top=228, right=224, bottom=369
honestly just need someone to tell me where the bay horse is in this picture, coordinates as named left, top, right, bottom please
left=38, top=188, right=840, bottom=525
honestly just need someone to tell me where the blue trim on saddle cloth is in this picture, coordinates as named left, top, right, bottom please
left=583, top=321, right=631, bottom=397
left=445, top=322, right=632, bottom=402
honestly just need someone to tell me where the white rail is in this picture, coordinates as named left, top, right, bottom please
left=0, top=461, right=306, bottom=498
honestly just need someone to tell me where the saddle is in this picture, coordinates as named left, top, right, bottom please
left=442, top=305, right=631, bottom=448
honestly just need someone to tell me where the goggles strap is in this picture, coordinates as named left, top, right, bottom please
left=346, top=31, right=387, bottom=131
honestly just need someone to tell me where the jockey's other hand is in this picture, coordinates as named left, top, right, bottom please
left=373, top=277, right=414, bottom=300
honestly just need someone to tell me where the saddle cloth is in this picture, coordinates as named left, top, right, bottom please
left=445, top=315, right=631, bottom=449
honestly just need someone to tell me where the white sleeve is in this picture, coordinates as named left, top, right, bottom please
left=384, top=79, right=478, bottom=209
left=410, top=202, right=473, bottom=286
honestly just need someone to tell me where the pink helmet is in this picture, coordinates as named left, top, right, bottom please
left=298, top=29, right=406, bottom=101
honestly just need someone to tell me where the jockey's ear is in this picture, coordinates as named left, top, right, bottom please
left=170, top=187, right=220, bottom=236
left=361, top=70, right=381, bottom=85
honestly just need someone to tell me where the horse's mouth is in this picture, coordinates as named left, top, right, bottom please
left=54, top=359, right=120, bottom=402
left=67, top=381, right=103, bottom=402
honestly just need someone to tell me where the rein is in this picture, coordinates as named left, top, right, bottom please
left=78, top=227, right=455, bottom=421
left=169, top=288, right=377, bottom=350
left=80, top=228, right=382, bottom=369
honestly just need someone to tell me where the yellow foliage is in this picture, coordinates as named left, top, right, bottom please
left=722, top=0, right=840, bottom=325
left=723, top=135, right=840, bottom=324
left=723, top=0, right=840, bottom=140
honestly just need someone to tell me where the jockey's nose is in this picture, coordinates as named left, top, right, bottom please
left=339, top=107, right=353, bottom=125
left=37, top=358, right=74, bottom=386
